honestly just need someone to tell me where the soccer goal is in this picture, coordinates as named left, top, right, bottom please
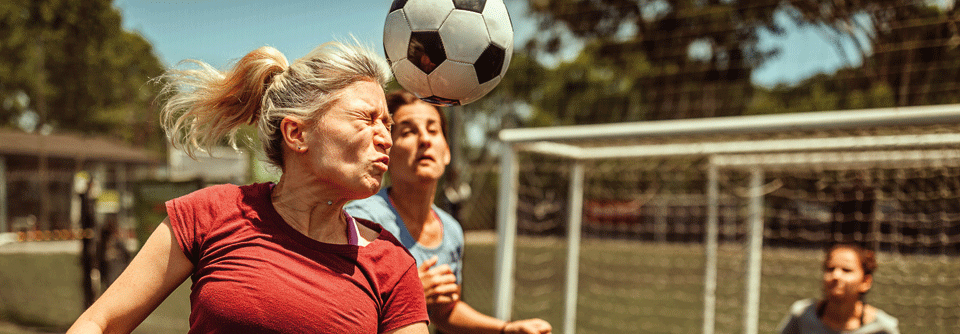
left=492, top=104, right=960, bottom=334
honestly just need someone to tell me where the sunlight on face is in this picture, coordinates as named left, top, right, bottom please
left=387, top=101, right=450, bottom=185
left=821, top=247, right=872, bottom=301
left=301, top=80, right=392, bottom=199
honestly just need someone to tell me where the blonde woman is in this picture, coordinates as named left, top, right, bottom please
left=67, top=41, right=428, bottom=334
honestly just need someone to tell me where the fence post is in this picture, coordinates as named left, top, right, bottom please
left=703, top=158, right=719, bottom=334
left=494, top=144, right=519, bottom=320
left=743, top=167, right=765, bottom=334
left=563, top=160, right=585, bottom=334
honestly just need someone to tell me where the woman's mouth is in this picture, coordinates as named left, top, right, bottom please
left=374, top=157, right=390, bottom=170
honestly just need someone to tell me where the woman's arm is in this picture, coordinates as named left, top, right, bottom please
left=67, top=219, right=194, bottom=334
left=384, top=322, right=429, bottom=334
left=431, top=301, right=499, bottom=334
left=432, top=301, right=551, bottom=334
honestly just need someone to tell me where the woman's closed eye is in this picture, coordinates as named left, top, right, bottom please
left=397, top=125, right=416, bottom=137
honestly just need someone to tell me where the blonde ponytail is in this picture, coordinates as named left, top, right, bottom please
left=159, top=40, right=391, bottom=169
left=159, top=47, right=288, bottom=158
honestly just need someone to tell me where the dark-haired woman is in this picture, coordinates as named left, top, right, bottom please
left=778, top=243, right=899, bottom=334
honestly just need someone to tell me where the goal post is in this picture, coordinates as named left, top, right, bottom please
left=494, top=104, right=960, bottom=334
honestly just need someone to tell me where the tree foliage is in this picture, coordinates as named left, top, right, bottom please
left=524, top=0, right=786, bottom=122
left=0, top=0, right=166, bottom=150
left=516, top=0, right=960, bottom=125
left=748, top=2, right=960, bottom=114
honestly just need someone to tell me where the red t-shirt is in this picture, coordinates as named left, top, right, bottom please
left=165, top=183, right=428, bottom=333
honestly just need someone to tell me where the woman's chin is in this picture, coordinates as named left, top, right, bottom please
left=362, top=183, right=383, bottom=198
left=823, top=291, right=854, bottom=302
left=356, top=176, right=383, bottom=195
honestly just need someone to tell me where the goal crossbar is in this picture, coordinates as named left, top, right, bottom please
left=517, top=133, right=960, bottom=160
left=499, top=103, right=960, bottom=143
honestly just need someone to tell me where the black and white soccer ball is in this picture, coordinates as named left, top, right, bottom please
left=383, top=0, right=513, bottom=106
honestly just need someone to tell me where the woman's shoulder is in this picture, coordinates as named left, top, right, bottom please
left=345, top=189, right=393, bottom=218
left=354, top=219, right=417, bottom=265
left=353, top=217, right=387, bottom=244
left=432, top=205, right=464, bottom=237
left=176, top=183, right=241, bottom=200
left=173, top=183, right=271, bottom=204
left=354, top=218, right=399, bottom=246
left=788, top=298, right=818, bottom=316
left=166, top=183, right=270, bottom=228
left=869, top=306, right=899, bottom=331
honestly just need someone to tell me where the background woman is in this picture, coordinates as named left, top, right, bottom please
left=67, top=41, right=428, bottom=334
left=347, top=91, right=552, bottom=334
left=778, top=243, right=899, bottom=334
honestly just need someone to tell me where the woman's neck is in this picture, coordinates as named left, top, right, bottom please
left=271, top=176, right=348, bottom=244
left=820, top=299, right=864, bottom=331
left=389, top=181, right=437, bottom=227
left=388, top=180, right=445, bottom=248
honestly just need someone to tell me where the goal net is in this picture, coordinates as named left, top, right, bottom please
left=492, top=104, right=960, bottom=334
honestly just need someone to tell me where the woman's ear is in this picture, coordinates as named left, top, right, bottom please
left=279, top=116, right=307, bottom=152
left=859, top=273, right=874, bottom=294
left=441, top=145, right=451, bottom=167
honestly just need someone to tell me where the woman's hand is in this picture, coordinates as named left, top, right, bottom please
left=417, top=256, right=460, bottom=305
left=504, top=318, right=553, bottom=334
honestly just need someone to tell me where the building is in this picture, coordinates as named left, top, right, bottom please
left=165, top=143, right=250, bottom=184
left=0, top=129, right=160, bottom=235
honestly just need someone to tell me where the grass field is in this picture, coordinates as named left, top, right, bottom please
left=459, top=234, right=959, bottom=334
left=1, top=234, right=957, bottom=333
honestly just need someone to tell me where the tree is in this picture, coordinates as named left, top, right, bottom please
left=746, top=2, right=959, bottom=114
left=521, top=0, right=959, bottom=122
left=0, top=0, right=166, bottom=150
left=525, top=0, right=784, bottom=121
left=788, top=0, right=960, bottom=107
left=0, top=0, right=41, bottom=127
left=863, top=4, right=960, bottom=106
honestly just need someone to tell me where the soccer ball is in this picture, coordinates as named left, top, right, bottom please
left=383, top=0, right=513, bottom=106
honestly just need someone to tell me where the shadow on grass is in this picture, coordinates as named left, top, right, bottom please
left=0, top=251, right=190, bottom=334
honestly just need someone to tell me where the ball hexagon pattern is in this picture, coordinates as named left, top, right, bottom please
left=384, top=0, right=513, bottom=106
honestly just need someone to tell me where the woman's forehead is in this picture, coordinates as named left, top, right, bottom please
left=827, top=248, right=860, bottom=263
left=394, top=102, right=441, bottom=122
left=326, top=82, right=386, bottom=113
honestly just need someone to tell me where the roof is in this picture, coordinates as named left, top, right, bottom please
left=0, top=129, right=161, bottom=164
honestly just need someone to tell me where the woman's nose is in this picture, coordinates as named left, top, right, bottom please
left=418, top=132, right=432, bottom=147
left=376, top=124, right=392, bottom=151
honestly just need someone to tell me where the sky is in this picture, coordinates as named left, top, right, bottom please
left=114, top=0, right=419, bottom=68
left=114, top=0, right=870, bottom=89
